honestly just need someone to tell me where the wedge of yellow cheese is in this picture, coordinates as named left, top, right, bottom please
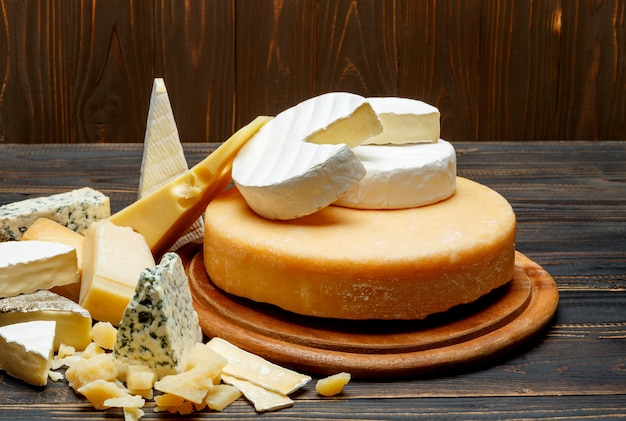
left=79, top=220, right=155, bottom=325
left=109, top=116, right=271, bottom=258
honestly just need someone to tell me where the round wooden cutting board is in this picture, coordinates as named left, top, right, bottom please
left=185, top=249, right=559, bottom=378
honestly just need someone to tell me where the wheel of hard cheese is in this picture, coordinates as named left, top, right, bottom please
left=203, top=177, right=516, bottom=320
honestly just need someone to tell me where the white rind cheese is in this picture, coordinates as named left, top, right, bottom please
left=138, top=78, right=204, bottom=250
left=0, top=290, right=91, bottom=351
left=364, top=97, right=440, bottom=144
left=114, top=252, right=202, bottom=379
left=335, top=140, right=457, bottom=209
left=0, top=240, right=79, bottom=298
left=0, top=187, right=110, bottom=241
left=0, top=320, right=56, bottom=386
left=232, top=92, right=382, bottom=220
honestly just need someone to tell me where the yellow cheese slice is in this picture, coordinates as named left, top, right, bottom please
left=206, top=337, right=311, bottom=395
left=109, top=116, right=271, bottom=258
left=204, top=177, right=516, bottom=320
left=221, top=373, right=293, bottom=412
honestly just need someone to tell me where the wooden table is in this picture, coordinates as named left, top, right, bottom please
left=0, top=141, right=624, bottom=419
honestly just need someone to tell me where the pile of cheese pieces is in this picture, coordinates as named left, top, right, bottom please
left=0, top=79, right=351, bottom=419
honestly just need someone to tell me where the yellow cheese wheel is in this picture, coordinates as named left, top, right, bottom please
left=203, top=177, right=516, bottom=320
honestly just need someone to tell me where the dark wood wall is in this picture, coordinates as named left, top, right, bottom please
left=0, top=0, right=624, bottom=144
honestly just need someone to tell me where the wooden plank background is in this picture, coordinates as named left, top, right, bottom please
left=0, top=0, right=624, bottom=144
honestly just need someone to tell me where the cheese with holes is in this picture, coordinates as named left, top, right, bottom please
left=109, top=116, right=270, bottom=257
left=79, top=220, right=155, bottom=325
left=364, top=97, right=440, bottom=144
left=0, top=187, right=110, bottom=241
left=0, top=290, right=91, bottom=350
left=207, top=337, right=311, bottom=395
left=0, top=320, right=56, bottom=386
left=232, top=92, right=382, bottom=220
left=23, top=217, right=85, bottom=301
left=204, top=177, right=516, bottom=320
left=114, top=253, right=202, bottom=378
left=0, top=240, right=79, bottom=298
left=335, top=140, right=457, bottom=209
left=138, top=78, right=204, bottom=250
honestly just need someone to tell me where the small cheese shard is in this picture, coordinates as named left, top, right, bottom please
left=108, top=116, right=271, bottom=258
left=0, top=320, right=56, bottom=386
left=207, top=337, right=311, bottom=395
left=0, top=290, right=91, bottom=351
left=316, top=372, right=351, bottom=396
left=138, top=78, right=204, bottom=250
left=114, top=252, right=202, bottom=378
left=0, top=187, right=110, bottom=241
left=0, top=240, right=79, bottom=298
left=364, top=97, right=440, bottom=145
left=79, top=220, right=155, bottom=325
left=232, top=92, right=382, bottom=220
left=65, top=352, right=119, bottom=390
left=335, top=140, right=457, bottom=209
left=77, top=378, right=138, bottom=410
left=23, top=217, right=85, bottom=301
left=221, top=373, right=293, bottom=412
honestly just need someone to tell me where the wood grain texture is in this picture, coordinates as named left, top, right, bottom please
left=0, top=141, right=624, bottom=419
left=0, top=0, right=625, bottom=143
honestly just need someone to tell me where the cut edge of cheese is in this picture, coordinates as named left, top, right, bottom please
left=363, top=97, right=440, bottom=145
left=108, top=116, right=271, bottom=258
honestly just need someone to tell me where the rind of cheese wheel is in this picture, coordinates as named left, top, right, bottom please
left=364, top=97, right=440, bottom=144
left=232, top=92, right=382, bottom=220
left=335, top=140, right=457, bottom=209
left=204, top=177, right=516, bottom=320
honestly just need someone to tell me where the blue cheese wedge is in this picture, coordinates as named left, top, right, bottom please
left=0, top=320, right=56, bottom=386
left=114, top=252, right=203, bottom=378
left=0, top=187, right=110, bottom=241
left=0, top=290, right=91, bottom=351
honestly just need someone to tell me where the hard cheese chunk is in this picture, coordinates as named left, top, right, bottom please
left=0, top=320, right=56, bottom=386
left=138, top=78, right=204, bottom=250
left=114, top=252, right=202, bottom=378
left=23, top=217, right=85, bottom=301
left=364, top=97, right=440, bottom=144
left=109, top=116, right=270, bottom=258
left=207, top=337, right=311, bottom=395
left=232, top=92, right=382, bottom=220
left=0, top=187, right=110, bottom=241
left=221, top=373, right=293, bottom=412
left=0, top=240, right=79, bottom=298
left=0, top=290, right=91, bottom=351
left=335, top=140, right=457, bottom=209
left=80, top=220, right=155, bottom=325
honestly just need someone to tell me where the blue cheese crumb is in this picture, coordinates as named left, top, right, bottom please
left=0, top=187, right=110, bottom=241
left=114, top=252, right=203, bottom=378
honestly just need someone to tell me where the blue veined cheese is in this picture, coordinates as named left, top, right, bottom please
left=114, top=252, right=202, bottom=378
left=0, top=187, right=110, bottom=241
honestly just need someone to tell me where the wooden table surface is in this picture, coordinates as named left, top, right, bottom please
left=0, top=141, right=624, bottom=420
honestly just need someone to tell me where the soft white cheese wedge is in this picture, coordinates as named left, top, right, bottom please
left=0, top=240, right=79, bottom=298
left=364, top=97, right=440, bottom=144
left=335, top=140, right=457, bottom=209
left=232, top=92, right=382, bottom=220
left=138, top=78, right=204, bottom=250
left=0, top=290, right=92, bottom=351
left=0, top=320, right=56, bottom=386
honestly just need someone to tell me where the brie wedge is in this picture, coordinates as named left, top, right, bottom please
left=232, top=92, right=382, bottom=220
left=0, top=320, right=56, bottom=386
